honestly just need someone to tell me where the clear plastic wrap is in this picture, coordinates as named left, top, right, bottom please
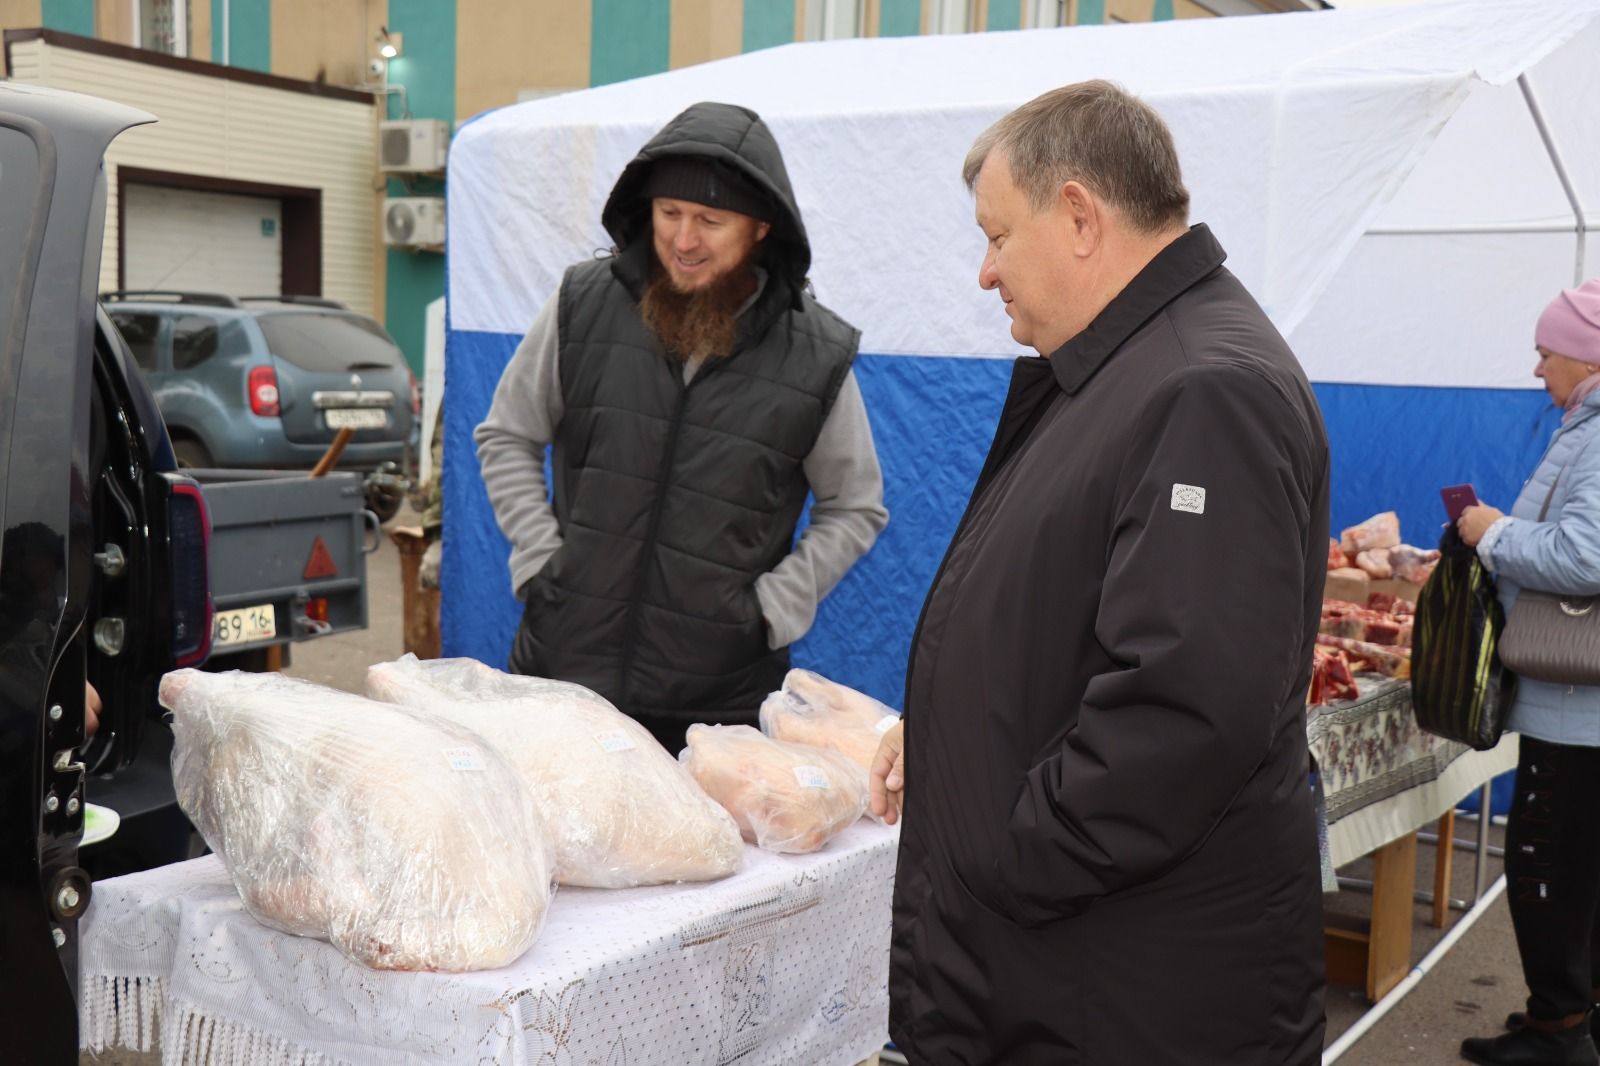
left=679, top=723, right=869, bottom=854
left=758, top=668, right=901, bottom=772
left=161, top=669, right=555, bottom=972
left=365, top=655, right=743, bottom=888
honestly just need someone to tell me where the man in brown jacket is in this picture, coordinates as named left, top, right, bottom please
left=872, top=80, right=1329, bottom=1065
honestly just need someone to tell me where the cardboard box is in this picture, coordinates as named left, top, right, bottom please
left=1325, top=568, right=1369, bottom=605
left=1369, top=577, right=1424, bottom=604
left=1324, top=569, right=1423, bottom=606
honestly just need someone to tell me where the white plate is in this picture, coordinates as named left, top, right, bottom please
left=82, top=803, right=120, bottom=847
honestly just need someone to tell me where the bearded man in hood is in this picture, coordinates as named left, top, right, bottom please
left=476, top=102, right=888, bottom=754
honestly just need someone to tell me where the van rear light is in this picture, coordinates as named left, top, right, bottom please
left=248, top=366, right=281, bottom=417
left=168, top=478, right=213, bottom=668
left=408, top=370, right=422, bottom=416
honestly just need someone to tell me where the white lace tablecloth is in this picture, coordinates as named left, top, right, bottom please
left=80, top=820, right=898, bottom=1066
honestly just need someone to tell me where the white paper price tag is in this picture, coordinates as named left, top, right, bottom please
left=443, top=747, right=486, bottom=772
left=793, top=765, right=831, bottom=790
left=595, top=731, right=636, bottom=753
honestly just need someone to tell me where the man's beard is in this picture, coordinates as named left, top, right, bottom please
left=639, top=252, right=758, bottom=363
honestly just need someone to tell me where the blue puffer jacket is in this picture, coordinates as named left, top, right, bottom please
left=1480, top=389, right=1600, bottom=747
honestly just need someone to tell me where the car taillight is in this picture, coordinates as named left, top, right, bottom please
left=168, top=478, right=213, bottom=668
left=248, top=366, right=281, bottom=417
left=408, top=370, right=422, bottom=417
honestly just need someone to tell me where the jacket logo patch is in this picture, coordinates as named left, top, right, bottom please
left=1171, top=484, right=1206, bottom=515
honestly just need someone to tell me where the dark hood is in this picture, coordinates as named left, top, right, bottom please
left=601, top=102, right=811, bottom=309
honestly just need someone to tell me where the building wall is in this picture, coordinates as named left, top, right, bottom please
left=0, top=0, right=42, bottom=72
left=190, top=0, right=210, bottom=59
left=42, top=0, right=92, bottom=34
left=879, top=0, right=919, bottom=35
left=93, top=0, right=132, bottom=45
left=671, top=0, right=742, bottom=70
left=986, top=1, right=1022, bottom=30
left=381, top=0, right=453, bottom=376
left=6, top=36, right=378, bottom=318
left=1, top=0, right=41, bottom=32
left=456, top=0, right=588, bottom=123
left=591, top=0, right=669, bottom=86
left=272, top=0, right=374, bottom=88
left=742, top=0, right=793, bottom=50
left=212, top=0, right=269, bottom=71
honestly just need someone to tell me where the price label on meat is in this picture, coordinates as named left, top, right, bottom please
left=442, top=747, right=487, bottom=772
left=213, top=604, right=276, bottom=646
left=594, top=730, right=636, bottom=753
left=793, top=765, right=831, bottom=790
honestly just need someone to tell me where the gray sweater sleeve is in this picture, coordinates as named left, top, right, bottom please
left=474, top=293, right=565, bottom=599
left=755, top=370, right=890, bottom=648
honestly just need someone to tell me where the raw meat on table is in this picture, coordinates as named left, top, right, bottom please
left=1389, top=544, right=1441, bottom=586
left=681, top=724, right=869, bottom=854
left=366, top=655, right=743, bottom=889
left=1355, top=548, right=1394, bottom=580
left=1309, top=647, right=1359, bottom=706
left=759, top=668, right=900, bottom=772
left=1340, top=511, right=1401, bottom=556
left=161, top=669, right=555, bottom=972
left=1315, top=633, right=1411, bottom=680
left=1327, top=538, right=1349, bottom=571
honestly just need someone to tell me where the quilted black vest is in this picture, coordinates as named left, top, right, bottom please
left=510, top=257, right=858, bottom=723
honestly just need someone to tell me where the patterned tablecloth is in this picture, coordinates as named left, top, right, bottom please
left=1307, top=677, right=1518, bottom=869
left=80, top=820, right=898, bottom=1066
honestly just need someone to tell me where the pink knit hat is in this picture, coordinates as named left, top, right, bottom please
left=1536, top=279, right=1600, bottom=365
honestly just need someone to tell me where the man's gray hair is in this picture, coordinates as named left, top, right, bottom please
left=963, top=80, right=1190, bottom=234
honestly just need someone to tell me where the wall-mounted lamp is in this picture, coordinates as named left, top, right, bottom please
left=376, top=26, right=403, bottom=60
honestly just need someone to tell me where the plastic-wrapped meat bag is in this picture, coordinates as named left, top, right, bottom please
left=161, top=669, right=555, bottom=972
left=680, top=723, right=869, bottom=854
left=759, top=668, right=901, bottom=772
left=365, top=655, right=743, bottom=888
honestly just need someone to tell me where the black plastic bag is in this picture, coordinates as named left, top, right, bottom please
left=1411, top=526, right=1516, bottom=750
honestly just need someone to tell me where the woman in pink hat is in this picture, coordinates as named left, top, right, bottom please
left=1457, top=278, right=1600, bottom=1066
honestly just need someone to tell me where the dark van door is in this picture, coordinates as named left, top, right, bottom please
left=0, top=84, right=154, bottom=1063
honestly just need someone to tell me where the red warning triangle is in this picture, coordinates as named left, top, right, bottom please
left=304, top=536, right=338, bottom=580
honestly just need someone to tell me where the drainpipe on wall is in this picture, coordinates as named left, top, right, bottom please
left=222, top=0, right=230, bottom=65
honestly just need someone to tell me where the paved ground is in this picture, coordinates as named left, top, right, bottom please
left=81, top=515, right=1530, bottom=1064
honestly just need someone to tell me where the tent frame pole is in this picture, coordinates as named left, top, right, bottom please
left=1365, top=222, right=1573, bottom=237
left=1518, top=73, right=1589, bottom=285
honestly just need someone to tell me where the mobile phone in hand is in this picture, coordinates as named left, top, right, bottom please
left=1441, top=484, right=1479, bottom=524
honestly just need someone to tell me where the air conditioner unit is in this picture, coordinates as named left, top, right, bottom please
left=380, top=119, right=449, bottom=173
left=384, top=197, right=445, bottom=249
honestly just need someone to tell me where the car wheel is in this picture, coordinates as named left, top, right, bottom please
left=171, top=438, right=212, bottom=470
left=365, top=483, right=404, bottom=523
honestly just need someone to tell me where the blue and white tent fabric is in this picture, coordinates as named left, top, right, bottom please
left=444, top=0, right=1600, bottom=708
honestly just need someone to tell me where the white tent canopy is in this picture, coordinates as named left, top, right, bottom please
left=451, top=0, right=1599, bottom=384
left=444, top=0, right=1600, bottom=701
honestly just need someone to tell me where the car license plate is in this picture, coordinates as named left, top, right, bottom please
left=324, top=408, right=387, bottom=430
left=214, top=604, right=277, bottom=646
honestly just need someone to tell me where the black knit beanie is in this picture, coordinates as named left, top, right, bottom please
left=641, top=156, right=776, bottom=223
